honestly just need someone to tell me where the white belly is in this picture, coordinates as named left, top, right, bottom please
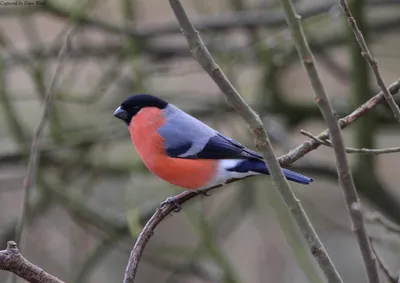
left=200, top=159, right=259, bottom=190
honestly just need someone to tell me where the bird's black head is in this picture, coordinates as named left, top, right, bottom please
left=113, top=94, right=168, bottom=125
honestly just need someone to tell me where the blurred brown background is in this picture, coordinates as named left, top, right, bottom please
left=1, top=0, right=400, bottom=282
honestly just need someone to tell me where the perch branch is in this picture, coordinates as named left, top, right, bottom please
left=339, top=0, right=400, bottom=122
left=300, top=130, right=400, bottom=155
left=278, top=0, right=379, bottom=283
left=0, top=241, right=65, bottom=283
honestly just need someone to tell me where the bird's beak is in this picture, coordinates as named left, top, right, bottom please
left=113, top=106, right=128, bottom=120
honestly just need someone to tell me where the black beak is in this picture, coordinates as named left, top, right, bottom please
left=113, top=106, right=128, bottom=120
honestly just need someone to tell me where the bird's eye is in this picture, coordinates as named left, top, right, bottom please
left=132, top=106, right=142, bottom=113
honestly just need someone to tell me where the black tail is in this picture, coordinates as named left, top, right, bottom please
left=227, top=159, right=313, bottom=185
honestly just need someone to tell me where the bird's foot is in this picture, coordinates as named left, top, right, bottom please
left=202, top=190, right=212, bottom=197
left=160, top=196, right=182, bottom=212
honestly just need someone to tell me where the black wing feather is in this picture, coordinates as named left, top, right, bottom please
left=166, top=140, right=192, bottom=156
left=167, top=133, right=263, bottom=160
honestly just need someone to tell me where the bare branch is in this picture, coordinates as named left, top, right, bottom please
left=370, top=239, right=397, bottom=283
left=339, top=0, right=400, bottom=122
left=124, top=206, right=166, bottom=283
left=279, top=78, right=400, bottom=166
left=366, top=212, right=400, bottom=235
left=0, top=241, right=65, bottom=283
left=14, top=28, right=74, bottom=247
left=278, top=0, right=380, bottom=283
left=300, top=130, right=400, bottom=155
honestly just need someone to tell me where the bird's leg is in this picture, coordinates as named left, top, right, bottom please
left=160, top=196, right=182, bottom=212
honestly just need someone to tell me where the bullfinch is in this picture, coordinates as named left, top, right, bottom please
left=114, top=94, right=313, bottom=207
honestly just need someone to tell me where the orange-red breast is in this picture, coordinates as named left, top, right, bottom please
left=114, top=94, right=313, bottom=193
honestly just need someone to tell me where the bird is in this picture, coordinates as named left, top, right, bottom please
left=114, top=94, right=313, bottom=209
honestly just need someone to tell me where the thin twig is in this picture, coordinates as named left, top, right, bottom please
left=279, top=78, right=400, bottom=166
left=369, top=239, right=397, bottom=283
left=10, top=28, right=73, bottom=283
left=0, top=241, right=65, bottom=283
left=123, top=1, right=339, bottom=283
left=339, top=0, right=400, bottom=122
left=300, top=130, right=400, bottom=155
left=366, top=212, right=400, bottom=235
left=278, top=0, right=380, bottom=283
left=14, top=28, right=74, bottom=247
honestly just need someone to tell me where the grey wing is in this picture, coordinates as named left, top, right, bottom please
left=158, top=105, right=263, bottom=160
